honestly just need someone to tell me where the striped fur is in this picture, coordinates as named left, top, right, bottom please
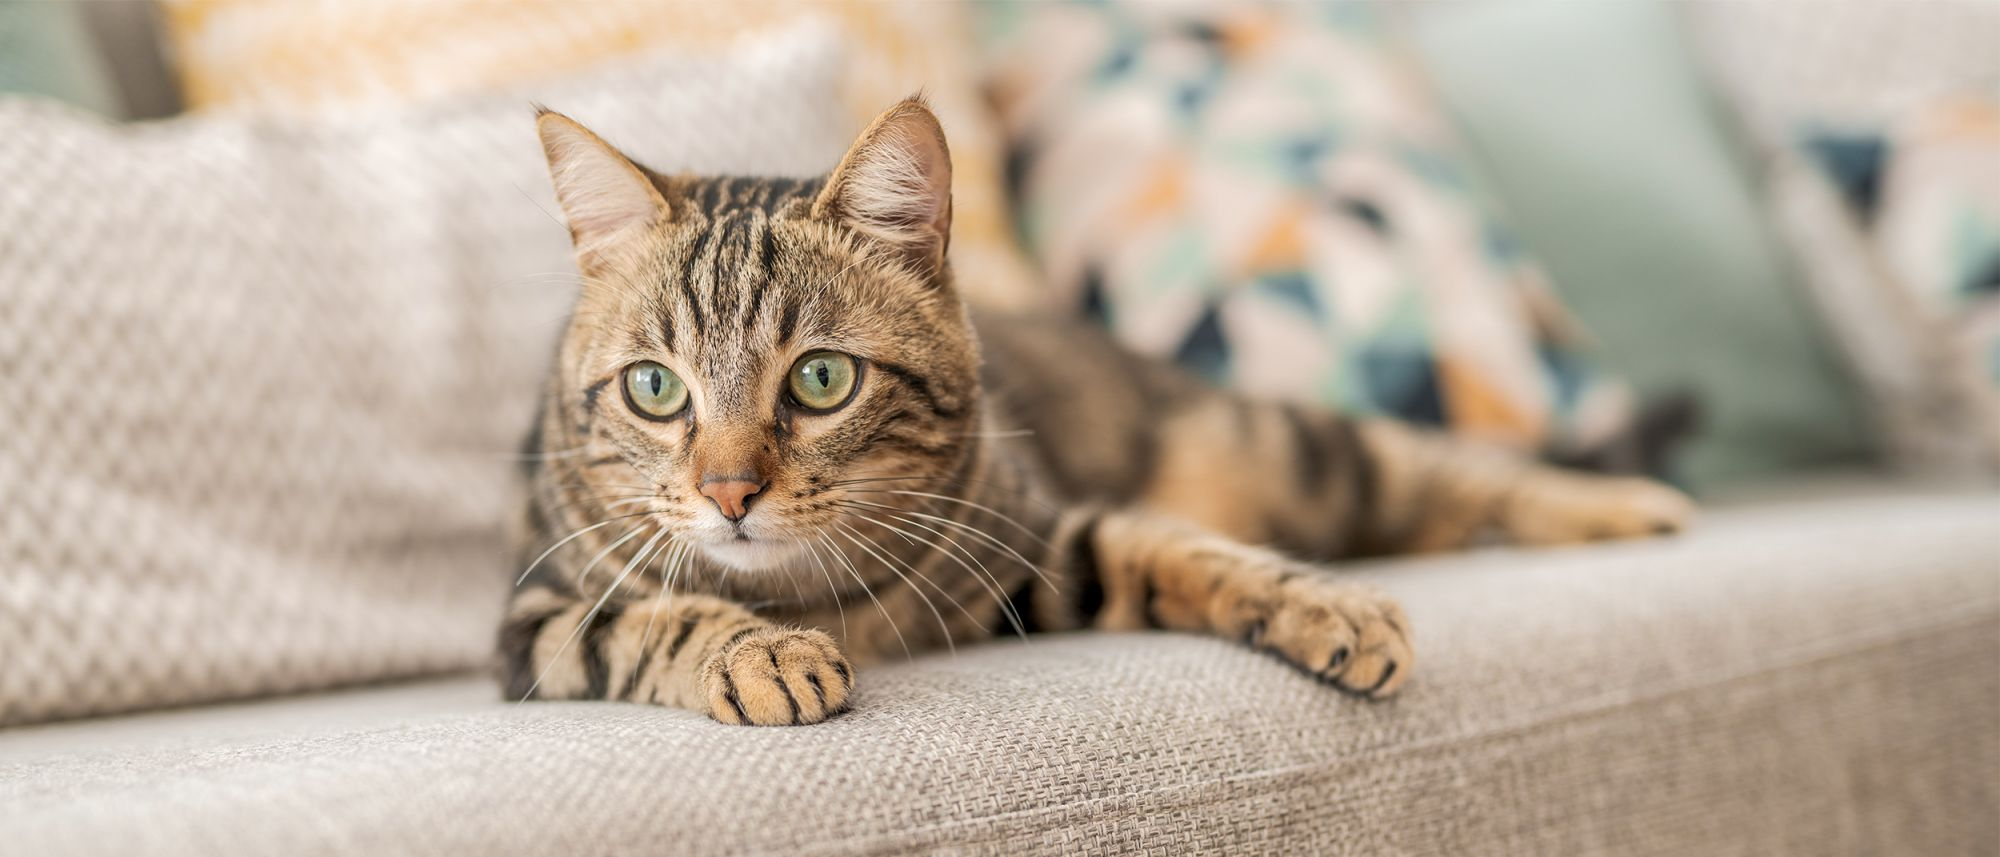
left=502, top=98, right=1693, bottom=725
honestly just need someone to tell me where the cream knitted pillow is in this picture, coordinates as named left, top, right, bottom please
left=0, top=26, right=852, bottom=725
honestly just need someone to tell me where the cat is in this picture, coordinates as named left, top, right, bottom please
left=500, top=97, right=1693, bottom=725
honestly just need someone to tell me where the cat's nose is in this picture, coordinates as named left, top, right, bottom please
left=698, top=477, right=765, bottom=522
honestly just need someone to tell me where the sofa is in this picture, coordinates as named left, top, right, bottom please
left=3, top=2, right=1997, bottom=854
left=3, top=479, right=1993, bottom=855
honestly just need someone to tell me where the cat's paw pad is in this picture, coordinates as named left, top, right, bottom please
left=1512, top=476, right=1694, bottom=545
left=1250, top=576, right=1413, bottom=699
left=700, top=628, right=853, bottom=726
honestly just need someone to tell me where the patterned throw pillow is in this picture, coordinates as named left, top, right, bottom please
left=1867, top=98, right=2000, bottom=398
left=979, top=1, right=1636, bottom=456
left=1688, top=3, right=2000, bottom=476
left=157, top=0, right=1040, bottom=310
left=0, top=27, right=852, bottom=726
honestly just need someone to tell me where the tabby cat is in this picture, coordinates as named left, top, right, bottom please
left=501, top=97, right=1692, bottom=725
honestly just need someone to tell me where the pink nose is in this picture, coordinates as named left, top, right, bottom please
left=699, top=478, right=764, bottom=522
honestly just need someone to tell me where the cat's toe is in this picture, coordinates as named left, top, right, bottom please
left=1627, top=481, right=1696, bottom=535
left=701, top=628, right=854, bottom=726
left=1259, top=577, right=1413, bottom=699
left=1331, top=628, right=1410, bottom=699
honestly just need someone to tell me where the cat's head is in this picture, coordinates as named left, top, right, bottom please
left=535, top=98, right=980, bottom=573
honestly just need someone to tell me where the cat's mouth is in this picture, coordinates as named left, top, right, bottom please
left=698, top=536, right=808, bottom=572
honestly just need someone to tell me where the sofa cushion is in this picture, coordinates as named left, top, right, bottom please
left=0, top=25, right=852, bottom=727
left=2, top=487, right=1993, bottom=855
left=978, top=1, right=1640, bottom=459
left=1407, top=0, right=1879, bottom=488
left=157, top=0, right=1042, bottom=310
left=0, top=1, right=121, bottom=117
left=1686, top=2, right=2000, bottom=478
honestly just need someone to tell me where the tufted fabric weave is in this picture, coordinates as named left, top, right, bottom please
left=0, top=25, right=855, bottom=726
left=0, top=488, right=1994, bottom=854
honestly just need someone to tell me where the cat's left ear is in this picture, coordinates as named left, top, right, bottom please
left=813, top=96, right=953, bottom=278
left=536, top=108, right=674, bottom=266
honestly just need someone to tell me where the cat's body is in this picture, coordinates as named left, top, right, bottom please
left=501, top=99, right=1691, bottom=724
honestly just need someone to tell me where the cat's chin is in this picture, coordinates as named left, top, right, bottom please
left=697, top=538, right=809, bottom=573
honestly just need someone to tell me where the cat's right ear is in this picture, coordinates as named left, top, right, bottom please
left=813, top=96, right=953, bottom=279
left=536, top=109, right=673, bottom=265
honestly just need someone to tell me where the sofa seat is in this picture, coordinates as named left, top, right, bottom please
left=2, top=484, right=1994, bottom=856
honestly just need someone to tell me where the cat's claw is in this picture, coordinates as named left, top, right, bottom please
left=700, top=628, right=854, bottom=726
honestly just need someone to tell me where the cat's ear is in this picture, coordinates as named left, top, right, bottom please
left=813, top=96, right=953, bottom=277
left=536, top=108, right=673, bottom=263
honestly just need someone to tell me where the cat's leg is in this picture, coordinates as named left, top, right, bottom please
left=1348, top=419, right=1693, bottom=552
left=499, top=586, right=854, bottom=725
left=1046, top=510, right=1415, bottom=698
left=1138, top=392, right=1692, bottom=557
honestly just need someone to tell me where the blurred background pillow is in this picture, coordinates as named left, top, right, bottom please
left=1407, top=0, right=1878, bottom=488
left=0, top=24, right=852, bottom=726
left=979, top=0, right=1648, bottom=467
left=0, top=1, right=123, bottom=118
left=1870, top=96, right=2000, bottom=398
left=155, top=0, right=1043, bottom=310
left=1687, top=1, right=2000, bottom=479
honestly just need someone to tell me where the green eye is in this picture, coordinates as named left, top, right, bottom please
left=788, top=351, right=859, bottom=411
left=623, top=361, right=688, bottom=419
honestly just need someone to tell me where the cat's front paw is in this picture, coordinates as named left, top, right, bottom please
left=1248, top=576, right=1413, bottom=699
left=700, top=628, right=854, bottom=726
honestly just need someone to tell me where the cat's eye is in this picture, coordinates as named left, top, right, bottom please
left=623, top=361, right=688, bottom=419
left=787, top=351, right=859, bottom=411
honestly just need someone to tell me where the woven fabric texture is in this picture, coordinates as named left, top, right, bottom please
left=1, top=489, right=1994, bottom=855
left=0, top=26, right=854, bottom=727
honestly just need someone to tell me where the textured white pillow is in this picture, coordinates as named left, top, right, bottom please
left=0, top=25, right=852, bottom=725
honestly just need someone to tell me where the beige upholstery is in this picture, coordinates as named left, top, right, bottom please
left=0, top=25, right=852, bottom=727
left=2, top=486, right=1993, bottom=855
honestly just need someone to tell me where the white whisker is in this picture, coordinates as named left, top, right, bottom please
left=848, top=514, right=1000, bottom=632
left=516, top=525, right=655, bottom=703
left=834, top=520, right=958, bottom=655
left=628, top=538, right=685, bottom=697
left=515, top=515, right=648, bottom=586
left=815, top=527, right=911, bottom=661
left=800, top=536, right=849, bottom=643
left=493, top=447, right=591, bottom=461
left=874, top=511, right=1028, bottom=640
left=575, top=523, right=651, bottom=588
left=839, top=498, right=1055, bottom=591
left=870, top=490, right=1049, bottom=546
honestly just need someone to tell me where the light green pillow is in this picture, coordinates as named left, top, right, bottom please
left=1410, top=0, right=1876, bottom=489
left=0, top=1, right=121, bottom=116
